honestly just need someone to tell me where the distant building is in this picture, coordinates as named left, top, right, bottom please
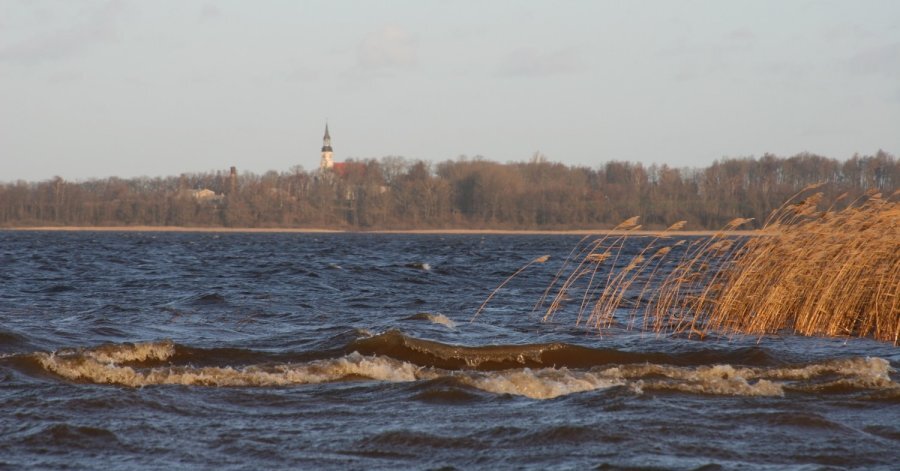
left=332, top=161, right=366, bottom=178
left=319, top=123, right=334, bottom=170
left=318, top=123, right=365, bottom=178
left=188, top=188, right=224, bottom=203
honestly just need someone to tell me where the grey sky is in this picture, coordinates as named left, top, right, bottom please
left=1, top=0, right=898, bottom=182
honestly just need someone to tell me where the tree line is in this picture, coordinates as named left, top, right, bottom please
left=0, top=151, right=896, bottom=230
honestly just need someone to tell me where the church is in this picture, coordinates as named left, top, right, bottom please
left=319, top=123, right=334, bottom=171
left=318, top=123, right=360, bottom=178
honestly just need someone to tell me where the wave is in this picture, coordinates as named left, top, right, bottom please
left=11, top=334, right=898, bottom=400
left=0, top=329, right=31, bottom=352
left=403, top=313, right=457, bottom=329
left=28, top=344, right=619, bottom=399
left=458, top=367, right=624, bottom=399
left=346, top=330, right=645, bottom=370
left=34, top=348, right=426, bottom=388
left=20, top=423, right=122, bottom=448
left=52, top=340, right=177, bottom=364
left=345, top=330, right=779, bottom=370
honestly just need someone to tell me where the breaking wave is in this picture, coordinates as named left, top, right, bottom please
left=404, top=313, right=457, bottom=329
left=12, top=334, right=897, bottom=400
left=34, top=349, right=424, bottom=388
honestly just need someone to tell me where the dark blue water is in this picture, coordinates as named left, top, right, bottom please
left=1, top=232, right=897, bottom=470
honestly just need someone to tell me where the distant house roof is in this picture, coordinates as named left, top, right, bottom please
left=332, top=162, right=366, bottom=178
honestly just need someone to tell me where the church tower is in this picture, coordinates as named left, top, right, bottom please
left=319, top=123, right=334, bottom=170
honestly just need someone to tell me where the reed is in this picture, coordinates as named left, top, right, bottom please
left=539, top=188, right=899, bottom=344
left=471, top=255, right=550, bottom=322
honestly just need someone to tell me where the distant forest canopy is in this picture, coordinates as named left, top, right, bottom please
left=1, top=151, right=897, bottom=230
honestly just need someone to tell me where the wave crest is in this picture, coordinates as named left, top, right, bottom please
left=21, top=336, right=897, bottom=400
left=459, top=368, right=623, bottom=399
left=49, top=340, right=176, bottom=365
left=34, top=350, right=429, bottom=388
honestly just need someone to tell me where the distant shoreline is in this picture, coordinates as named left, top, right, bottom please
left=2, top=226, right=767, bottom=236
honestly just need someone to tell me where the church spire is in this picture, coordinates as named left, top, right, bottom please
left=320, top=122, right=334, bottom=170
left=322, top=123, right=332, bottom=151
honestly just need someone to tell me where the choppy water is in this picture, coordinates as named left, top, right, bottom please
left=1, top=232, right=897, bottom=470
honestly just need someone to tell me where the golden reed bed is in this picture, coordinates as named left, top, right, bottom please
left=479, top=186, right=899, bottom=344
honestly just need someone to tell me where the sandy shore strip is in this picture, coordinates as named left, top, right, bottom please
left=3, top=226, right=768, bottom=236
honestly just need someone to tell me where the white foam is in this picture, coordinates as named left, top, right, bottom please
left=664, top=364, right=784, bottom=396
left=424, top=313, right=456, bottom=329
left=30, top=341, right=896, bottom=400
left=459, top=368, right=623, bottom=400
left=598, top=357, right=898, bottom=397
left=84, top=340, right=176, bottom=364
left=35, top=351, right=432, bottom=388
left=765, top=357, right=894, bottom=384
left=595, top=363, right=781, bottom=396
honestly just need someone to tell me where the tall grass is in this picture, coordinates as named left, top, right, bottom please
left=535, top=187, right=899, bottom=344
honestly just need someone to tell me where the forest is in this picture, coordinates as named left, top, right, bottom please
left=0, top=151, right=896, bottom=230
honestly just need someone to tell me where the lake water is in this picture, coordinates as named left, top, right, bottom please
left=1, top=232, right=897, bottom=470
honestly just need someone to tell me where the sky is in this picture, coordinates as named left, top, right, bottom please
left=1, top=0, right=899, bottom=182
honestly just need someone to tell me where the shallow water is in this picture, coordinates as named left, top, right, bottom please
left=1, top=232, right=897, bottom=470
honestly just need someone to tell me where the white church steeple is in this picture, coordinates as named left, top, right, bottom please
left=319, top=123, right=334, bottom=170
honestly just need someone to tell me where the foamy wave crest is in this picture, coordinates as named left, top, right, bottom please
left=80, top=340, right=176, bottom=364
left=458, top=368, right=623, bottom=400
left=458, top=364, right=784, bottom=399
left=28, top=339, right=895, bottom=400
left=35, top=350, right=433, bottom=388
left=601, top=357, right=898, bottom=397
left=604, top=363, right=784, bottom=396
left=765, top=357, right=893, bottom=384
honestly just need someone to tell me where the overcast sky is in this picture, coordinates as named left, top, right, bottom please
left=1, top=0, right=899, bottom=182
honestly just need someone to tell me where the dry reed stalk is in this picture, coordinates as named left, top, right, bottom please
left=629, top=243, right=681, bottom=330
left=571, top=221, right=690, bottom=330
left=537, top=216, right=642, bottom=324
left=533, top=234, right=594, bottom=315
left=555, top=220, right=647, bottom=326
left=541, top=237, right=611, bottom=322
left=528, top=187, right=899, bottom=344
left=651, top=221, right=750, bottom=335
left=581, top=237, right=635, bottom=327
left=470, top=255, right=550, bottom=322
